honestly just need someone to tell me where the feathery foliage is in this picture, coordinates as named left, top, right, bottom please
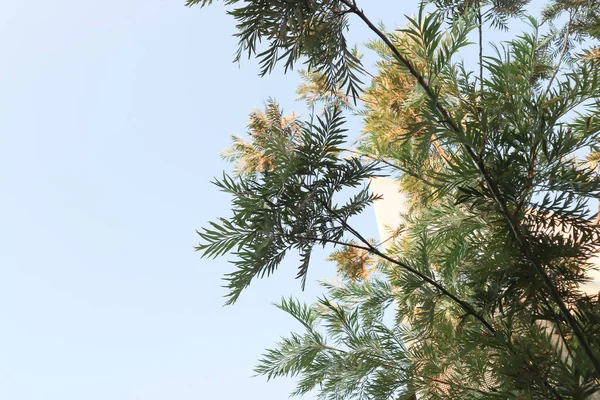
left=193, top=0, right=600, bottom=397
left=197, top=105, right=382, bottom=304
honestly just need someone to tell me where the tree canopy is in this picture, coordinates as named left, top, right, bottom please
left=192, top=0, right=600, bottom=398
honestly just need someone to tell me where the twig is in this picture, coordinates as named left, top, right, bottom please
left=344, top=148, right=440, bottom=188
left=542, top=13, right=572, bottom=101
left=311, top=199, right=497, bottom=334
left=477, top=6, right=484, bottom=95
left=428, top=377, right=491, bottom=397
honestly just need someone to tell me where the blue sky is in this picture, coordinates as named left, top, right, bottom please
left=0, top=1, right=383, bottom=398
left=0, top=0, right=547, bottom=399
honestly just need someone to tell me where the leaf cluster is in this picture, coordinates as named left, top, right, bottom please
left=187, top=0, right=365, bottom=99
left=197, top=105, right=381, bottom=304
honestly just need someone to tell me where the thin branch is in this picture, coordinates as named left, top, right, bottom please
left=338, top=0, right=463, bottom=136
left=375, top=231, right=399, bottom=248
left=522, top=19, right=572, bottom=217
left=477, top=6, right=484, bottom=95
left=320, top=344, right=348, bottom=354
left=343, top=148, right=440, bottom=188
left=297, top=235, right=372, bottom=252
left=540, top=297, right=576, bottom=366
left=428, top=377, right=491, bottom=397
left=324, top=344, right=407, bottom=372
left=430, top=133, right=451, bottom=164
left=313, top=199, right=497, bottom=334
left=524, top=347, right=566, bottom=400
left=542, top=13, right=572, bottom=101
left=515, top=140, right=539, bottom=216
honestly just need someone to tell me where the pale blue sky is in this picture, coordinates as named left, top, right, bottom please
left=0, top=1, right=545, bottom=399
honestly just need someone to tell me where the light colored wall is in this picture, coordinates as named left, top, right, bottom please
left=371, top=177, right=600, bottom=295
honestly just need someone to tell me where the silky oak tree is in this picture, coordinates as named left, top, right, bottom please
left=192, top=0, right=600, bottom=398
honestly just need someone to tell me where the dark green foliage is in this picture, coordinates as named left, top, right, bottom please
left=197, top=106, right=381, bottom=304
left=187, top=0, right=364, bottom=99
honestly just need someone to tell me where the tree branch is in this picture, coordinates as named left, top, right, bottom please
left=542, top=13, right=572, bottom=101
left=428, top=377, right=491, bottom=397
left=477, top=6, right=484, bottom=95
left=343, top=148, right=440, bottom=188
left=309, top=198, right=497, bottom=334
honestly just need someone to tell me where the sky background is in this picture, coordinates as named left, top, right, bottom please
left=0, top=1, right=545, bottom=399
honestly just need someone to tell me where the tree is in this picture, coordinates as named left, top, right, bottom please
left=191, top=0, right=600, bottom=398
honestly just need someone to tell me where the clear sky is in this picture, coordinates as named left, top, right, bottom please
left=0, top=1, right=546, bottom=399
